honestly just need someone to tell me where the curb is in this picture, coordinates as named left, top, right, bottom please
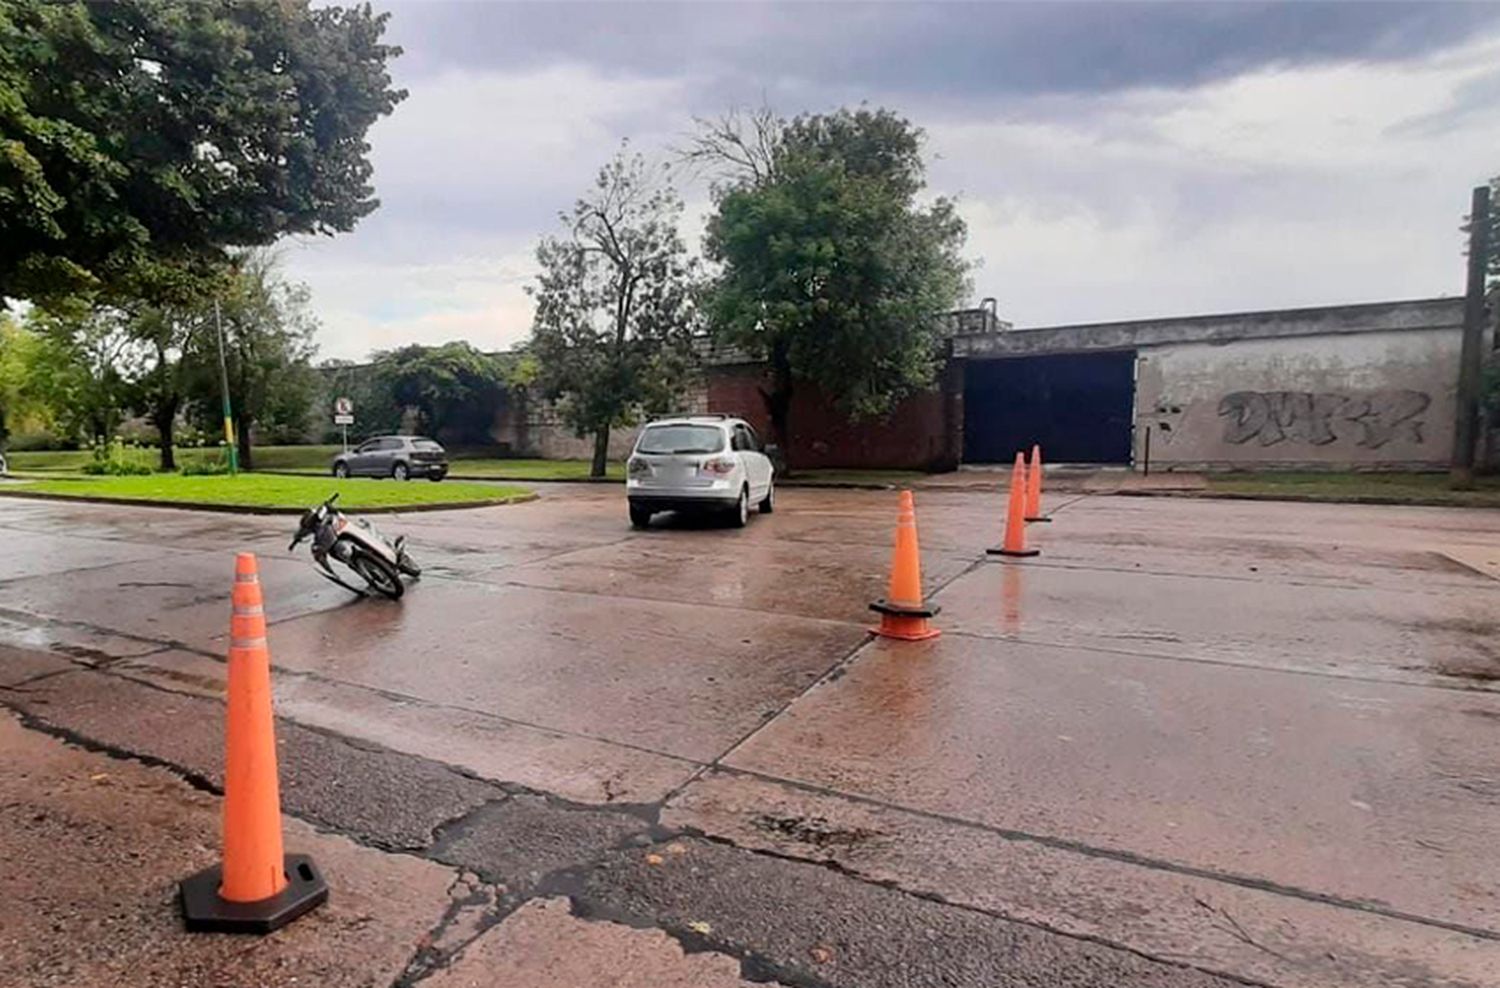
left=256, top=468, right=620, bottom=485
left=1107, top=488, right=1499, bottom=509
left=0, top=488, right=539, bottom=516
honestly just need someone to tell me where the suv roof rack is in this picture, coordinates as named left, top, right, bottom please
left=647, top=412, right=732, bottom=422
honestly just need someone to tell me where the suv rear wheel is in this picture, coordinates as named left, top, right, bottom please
left=629, top=503, right=653, bottom=529
left=758, top=482, right=775, bottom=514
left=333, top=461, right=349, bottom=479
left=729, top=486, right=749, bottom=528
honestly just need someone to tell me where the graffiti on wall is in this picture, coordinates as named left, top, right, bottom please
left=1217, top=390, right=1431, bottom=448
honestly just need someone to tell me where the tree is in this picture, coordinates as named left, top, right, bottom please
left=183, top=252, right=318, bottom=469
left=0, top=314, right=70, bottom=445
left=129, top=300, right=206, bottom=471
left=319, top=358, right=402, bottom=441
left=695, top=107, right=970, bottom=464
left=0, top=0, right=405, bottom=304
left=527, top=149, right=699, bottom=477
left=370, top=342, right=508, bottom=445
left=20, top=301, right=140, bottom=444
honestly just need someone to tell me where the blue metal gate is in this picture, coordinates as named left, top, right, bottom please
left=962, top=351, right=1136, bottom=464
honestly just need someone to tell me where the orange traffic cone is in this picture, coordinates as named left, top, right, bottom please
left=1025, top=444, right=1050, bottom=523
left=988, top=453, right=1040, bottom=558
left=869, top=490, right=941, bottom=640
left=181, top=553, right=327, bottom=933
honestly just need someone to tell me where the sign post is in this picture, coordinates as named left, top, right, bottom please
left=334, top=398, right=354, bottom=453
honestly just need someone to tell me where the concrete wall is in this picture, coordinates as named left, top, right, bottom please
left=1135, top=328, right=1462, bottom=469
left=955, top=297, right=1463, bottom=359
left=488, top=385, right=708, bottom=461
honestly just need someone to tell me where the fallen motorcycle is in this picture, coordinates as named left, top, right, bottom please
left=288, top=493, right=420, bottom=600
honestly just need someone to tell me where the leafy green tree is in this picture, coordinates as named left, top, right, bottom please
left=695, top=107, right=970, bottom=463
left=183, top=252, right=318, bottom=469
left=19, top=302, right=140, bottom=444
left=370, top=341, right=508, bottom=445
left=129, top=300, right=207, bottom=471
left=0, top=0, right=405, bottom=304
left=318, top=358, right=402, bottom=441
left=0, top=314, right=67, bottom=445
left=528, top=149, right=699, bottom=477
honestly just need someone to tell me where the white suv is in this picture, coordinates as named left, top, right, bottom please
left=626, top=415, right=776, bottom=529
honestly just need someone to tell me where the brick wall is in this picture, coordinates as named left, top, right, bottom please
left=706, top=364, right=957, bottom=470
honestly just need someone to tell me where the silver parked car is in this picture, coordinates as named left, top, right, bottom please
left=331, top=435, right=449, bottom=481
left=626, top=415, right=776, bottom=528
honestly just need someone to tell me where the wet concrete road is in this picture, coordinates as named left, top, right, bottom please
left=2, top=484, right=1499, bottom=986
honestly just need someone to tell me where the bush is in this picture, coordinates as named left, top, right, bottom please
left=82, top=439, right=155, bottom=476
left=6, top=430, right=74, bottom=451
left=180, top=451, right=231, bottom=476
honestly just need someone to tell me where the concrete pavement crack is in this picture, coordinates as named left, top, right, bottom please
left=648, top=828, right=1276, bottom=988
left=711, top=763, right=1500, bottom=944
left=940, top=625, right=1500, bottom=695
left=0, top=670, right=1267, bottom=988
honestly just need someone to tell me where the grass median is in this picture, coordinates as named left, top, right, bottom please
left=7, top=447, right=625, bottom=480
left=2, top=473, right=532, bottom=512
left=1206, top=471, right=1500, bottom=508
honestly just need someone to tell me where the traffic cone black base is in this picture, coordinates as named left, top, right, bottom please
left=181, top=853, right=329, bottom=934
left=869, top=598, right=942, bottom=640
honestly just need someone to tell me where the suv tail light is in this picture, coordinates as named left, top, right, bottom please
left=701, top=456, right=737, bottom=476
left=627, top=457, right=652, bottom=477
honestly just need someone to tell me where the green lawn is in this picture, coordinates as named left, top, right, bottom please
left=261, top=455, right=625, bottom=481
left=5, top=446, right=622, bottom=479
left=2, top=473, right=531, bottom=511
left=1206, top=471, right=1500, bottom=508
left=5, top=449, right=97, bottom=473
left=6, top=445, right=924, bottom=487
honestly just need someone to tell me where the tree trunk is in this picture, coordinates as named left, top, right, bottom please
left=762, top=341, right=794, bottom=473
left=237, top=419, right=254, bottom=471
left=154, top=397, right=179, bottom=471
left=590, top=425, right=610, bottom=478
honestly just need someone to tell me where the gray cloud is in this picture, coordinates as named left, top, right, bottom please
left=384, top=1, right=1500, bottom=98
left=287, top=2, right=1500, bottom=360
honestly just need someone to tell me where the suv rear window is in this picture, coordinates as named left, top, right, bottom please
left=412, top=439, right=443, bottom=451
left=636, top=424, right=725, bottom=455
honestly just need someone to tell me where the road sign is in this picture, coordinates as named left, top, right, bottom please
left=334, top=396, right=353, bottom=416
left=334, top=414, right=354, bottom=425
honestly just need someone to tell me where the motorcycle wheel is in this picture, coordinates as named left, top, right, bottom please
left=350, top=551, right=404, bottom=600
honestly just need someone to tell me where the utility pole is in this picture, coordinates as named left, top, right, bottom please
left=1451, top=185, right=1491, bottom=489
left=213, top=298, right=239, bottom=475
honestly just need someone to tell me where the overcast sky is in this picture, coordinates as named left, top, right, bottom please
left=285, top=1, right=1500, bottom=361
